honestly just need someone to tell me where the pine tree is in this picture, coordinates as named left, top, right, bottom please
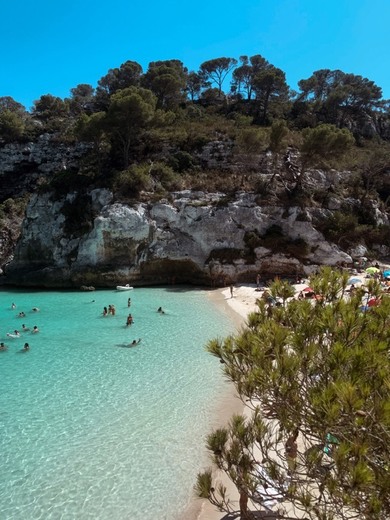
left=197, top=268, right=390, bottom=520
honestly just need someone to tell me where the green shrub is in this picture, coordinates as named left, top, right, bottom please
left=318, top=211, right=359, bottom=243
left=113, top=164, right=152, bottom=197
left=167, top=151, right=198, bottom=173
left=234, top=127, right=269, bottom=154
left=148, top=162, right=181, bottom=191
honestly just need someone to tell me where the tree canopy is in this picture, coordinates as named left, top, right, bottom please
left=105, top=86, right=157, bottom=168
left=197, top=268, right=390, bottom=520
left=200, top=57, right=238, bottom=95
left=142, top=59, right=187, bottom=109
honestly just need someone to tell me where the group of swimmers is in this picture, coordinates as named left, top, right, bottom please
left=102, top=304, right=116, bottom=316
left=0, top=341, right=30, bottom=352
left=7, top=325, right=39, bottom=336
left=99, top=297, right=167, bottom=348
left=0, top=303, right=41, bottom=353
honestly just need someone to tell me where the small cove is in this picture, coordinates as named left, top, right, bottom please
left=0, top=286, right=236, bottom=520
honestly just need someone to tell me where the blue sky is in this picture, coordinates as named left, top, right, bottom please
left=1, top=0, right=389, bottom=110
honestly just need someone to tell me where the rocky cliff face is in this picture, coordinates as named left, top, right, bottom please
left=0, top=135, right=91, bottom=199
left=1, top=136, right=389, bottom=288
left=4, top=188, right=357, bottom=287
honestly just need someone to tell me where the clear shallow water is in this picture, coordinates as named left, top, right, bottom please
left=0, top=286, right=235, bottom=520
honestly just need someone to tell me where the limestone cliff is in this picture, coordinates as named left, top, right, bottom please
left=1, top=135, right=389, bottom=288
left=4, top=188, right=357, bottom=287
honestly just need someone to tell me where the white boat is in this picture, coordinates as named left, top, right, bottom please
left=116, top=284, right=133, bottom=291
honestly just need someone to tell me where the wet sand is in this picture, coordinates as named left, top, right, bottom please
left=179, top=285, right=258, bottom=520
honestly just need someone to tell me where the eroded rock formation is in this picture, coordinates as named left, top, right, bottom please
left=4, top=189, right=355, bottom=287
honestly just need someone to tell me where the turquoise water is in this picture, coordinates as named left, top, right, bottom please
left=0, top=287, right=235, bottom=520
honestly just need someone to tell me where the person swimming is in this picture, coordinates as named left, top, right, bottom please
left=23, top=343, right=30, bottom=351
left=22, top=324, right=30, bottom=331
left=130, top=339, right=141, bottom=346
left=157, top=307, right=165, bottom=314
left=32, top=307, right=40, bottom=312
left=32, top=326, right=39, bottom=333
left=0, top=342, right=7, bottom=351
left=7, top=330, right=21, bottom=338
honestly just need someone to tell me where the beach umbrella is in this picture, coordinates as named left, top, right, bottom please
left=347, top=278, right=361, bottom=285
left=365, top=267, right=380, bottom=274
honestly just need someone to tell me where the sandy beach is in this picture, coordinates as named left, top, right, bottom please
left=187, top=265, right=390, bottom=520
left=180, top=284, right=259, bottom=520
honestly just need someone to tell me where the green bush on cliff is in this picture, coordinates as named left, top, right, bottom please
left=113, top=165, right=152, bottom=197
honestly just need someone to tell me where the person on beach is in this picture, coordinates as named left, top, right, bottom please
left=32, top=326, right=39, bottom=333
left=285, top=429, right=299, bottom=475
left=230, top=285, right=234, bottom=298
left=256, top=274, right=261, bottom=290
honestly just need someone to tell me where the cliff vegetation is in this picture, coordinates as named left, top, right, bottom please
left=1, top=54, right=390, bottom=280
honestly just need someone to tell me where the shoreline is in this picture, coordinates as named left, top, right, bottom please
left=186, top=267, right=390, bottom=520
left=180, top=285, right=259, bottom=520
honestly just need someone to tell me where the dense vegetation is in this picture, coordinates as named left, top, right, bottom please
left=197, top=268, right=390, bottom=520
left=1, top=54, right=390, bottom=252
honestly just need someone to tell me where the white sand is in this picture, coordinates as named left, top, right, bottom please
left=187, top=266, right=390, bottom=520
left=181, top=286, right=260, bottom=520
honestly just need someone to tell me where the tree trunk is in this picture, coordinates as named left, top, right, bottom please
left=239, top=489, right=250, bottom=519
